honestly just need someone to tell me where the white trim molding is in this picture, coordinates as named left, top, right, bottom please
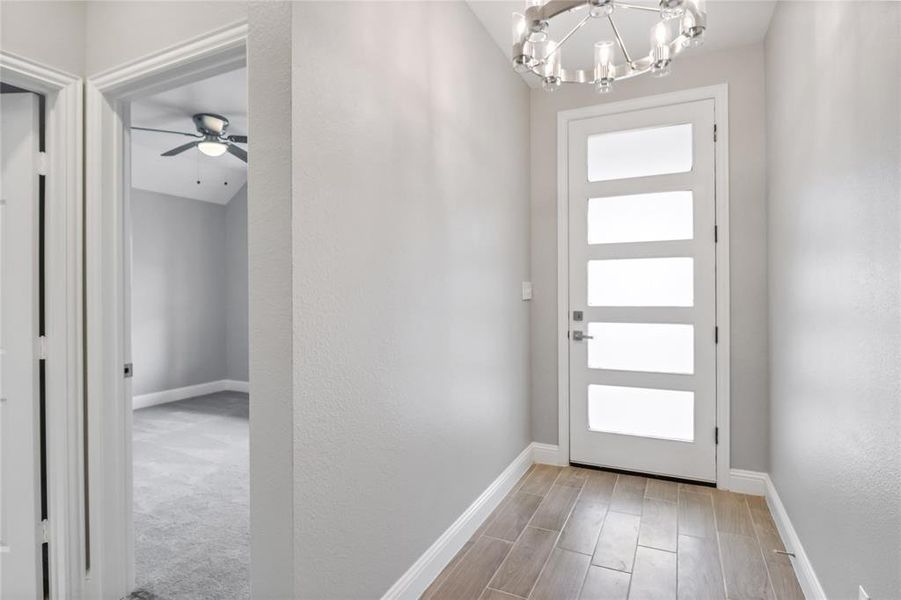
left=381, top=444, right=535, bottom=600
left=532, top=442, right=565, bottom=466
left=763, top=474, right=827, bottom=600
left=728, top=468, right=767, bottom=496
left=555, top=84, right=731, bottom=487
left=132, top=379, right=250, bottom=410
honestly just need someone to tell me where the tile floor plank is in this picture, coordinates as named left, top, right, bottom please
left=592, top=512, right=641, bottom=573
left=558, top=499, right=609, bottom=555
left=628, top=546, right=677, bottom=600
left=479, top=588, right=522, bottom=600
left=529, top=548, right=591, bottom=600
left=519, top=465, right=561, bottom=496
left=610, top=475, right=648, bottom=516
left=765, top=560, right=805, bottom=600
left=678, top=491, right=716, bottom=539
left=484, top=492, right=544, bottom=542
left=556, top=467, right=591, bottom=489
left=421, top=540, right=475, bottom=600
left=645, top=479, right=679, bottom=503
left=579, top=566, right=631, bottom=600
left=430, top=536, right=512, bottom=600
left=488, top=527, right=557, bottom=598
left=676, top=535, right=724, bottom=600
left=719, top=533, right=775, bottom=600
left=581, top=471, right=618, bottom=504
left=679, top=482, right=714, bottom=496
left=638, top=498, right=678, bottom=552
left=713, top=491, right=756, bottom=537
left=530, top=484, right=581, bottom=531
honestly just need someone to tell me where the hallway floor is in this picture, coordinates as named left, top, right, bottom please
left=422, top=465, right=804, bottom=600
left=132, top=392, right=249, bottom=600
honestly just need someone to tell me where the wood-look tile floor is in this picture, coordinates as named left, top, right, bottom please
left=422, top=465, right=804, bottom=600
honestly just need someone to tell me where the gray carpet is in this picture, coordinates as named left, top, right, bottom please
left=131, top=391, right=249, bottom=600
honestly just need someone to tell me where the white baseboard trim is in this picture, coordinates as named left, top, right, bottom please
left=132, top=379, right=250, bottom=410
left=221, top=379, right=250, bottom=393
left=381, top=443, right=536, bottom=600
left=763, top=473, right=827, bottom=600
left=531, top=442, right=563, bottom=466
left=728, top=468, right=767, bottom=496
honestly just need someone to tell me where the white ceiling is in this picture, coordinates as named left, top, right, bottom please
left=467, top=0, right=775, bottom=87
left=130, top=67, right=247, bottom=205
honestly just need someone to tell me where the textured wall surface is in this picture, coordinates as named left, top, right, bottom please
left=247, top=2, right=295, bottom=596
left=766, top=2, right=901, bottom=597
left=0, top=1, right=86, bottom=76
left=131, top=189, right=228, bottom=396
left=84, top=1, right=247, bottom=75
left=290, top=2, right=531, bottom=596
left=226, top=185, right=249, bottom=381
left=529, top=44, right=770, bottom=471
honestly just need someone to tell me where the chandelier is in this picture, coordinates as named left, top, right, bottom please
left=511, top=0, right=707, bottom=93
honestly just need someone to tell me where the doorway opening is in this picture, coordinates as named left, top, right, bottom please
left=126, top=67, right=249, bottom=599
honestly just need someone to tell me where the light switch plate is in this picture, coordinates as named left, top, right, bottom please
left=521, top=281, right=533, bottom=301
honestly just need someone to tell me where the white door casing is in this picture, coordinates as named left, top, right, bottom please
left=0, top=91, right=42, bottom=598
left=567, top=98, right=718, bottom=482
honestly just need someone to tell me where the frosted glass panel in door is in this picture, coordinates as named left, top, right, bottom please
left=587, top=322, right=694, bottom=374
left=586, top=124, right=692, bottom=182
left=587, top=257, right=693, bottom=307
left=588, top=384, right=694, bottom=441
left=587, top=191, right=693, bottom=244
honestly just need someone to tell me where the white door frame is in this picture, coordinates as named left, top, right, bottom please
left=556, top=84, right=731, bottom=488
left=84, top=23, right=247, bottom=599
left=0, top=51, right=83, bottom=598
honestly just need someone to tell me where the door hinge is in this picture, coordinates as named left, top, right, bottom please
left=714, top=326, right=719, bottom=344
left=713, top=124, right=718, bottom=142
left=37, top=152, right=48, bottom=176
left=36, top=336, right=48, bottom=360
left=40, top=519, right=49, bottom=544
left=714, top=225, right=718, bottom=243
left=715, top=427, right=719, bottom=445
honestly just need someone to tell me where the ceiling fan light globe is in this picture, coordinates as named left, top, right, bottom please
left=198, top=140, right=228, bottom=157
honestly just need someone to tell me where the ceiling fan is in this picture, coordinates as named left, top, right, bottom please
left=131, top=113, right=248, bottom=163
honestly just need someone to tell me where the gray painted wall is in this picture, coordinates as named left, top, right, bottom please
left=765, top=2, right=901, bottom=597
left=290, top=2, right=531, bottom=596
left=529, top=44, right=770, bottom=471
left=0, top=1, right=86, bottom=76
left=131, top=189, right=228, bottom=396
left=131, top=188, right=248, bottom=396
left=247, top=3, right=295, bottom=595
left=226, top=185, right=249, bottom=381
left=84, top=1, right=247, bottom=75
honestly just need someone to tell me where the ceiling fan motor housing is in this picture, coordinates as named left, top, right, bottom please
left=193, top=112, right=229, bottom=136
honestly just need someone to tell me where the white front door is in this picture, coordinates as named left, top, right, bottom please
left=0, top=91, right=43, bottom=597
left=567, top=99, right=718, bottom=482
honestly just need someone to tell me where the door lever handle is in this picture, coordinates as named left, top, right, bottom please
left=572, top=331, right=593, bottom=341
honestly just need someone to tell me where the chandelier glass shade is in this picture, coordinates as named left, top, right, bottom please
left=512, top=0, right=708, bottom=93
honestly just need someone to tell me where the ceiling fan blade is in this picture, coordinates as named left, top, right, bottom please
left=226, top=134, right=247, bottom=144
left=161, top=141, right=200, bottom=157
left=132, top=126, right=202, bottom=138
left=226, top=143, right=248, bottom=163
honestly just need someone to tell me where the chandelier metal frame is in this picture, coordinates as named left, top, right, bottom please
left=512, top=0, right=707, bottom=92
